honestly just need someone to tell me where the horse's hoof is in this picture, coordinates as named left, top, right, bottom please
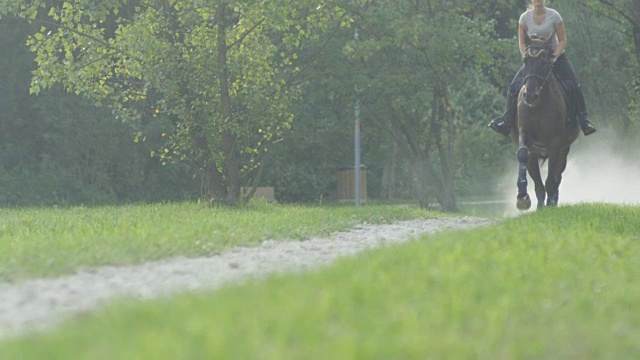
left=517, top=194, right=532, bottom=210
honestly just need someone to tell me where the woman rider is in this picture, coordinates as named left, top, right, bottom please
left=488, top=0, right=596, bottom=137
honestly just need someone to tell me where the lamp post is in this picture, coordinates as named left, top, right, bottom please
left=354, top=28, right=361, bottom=207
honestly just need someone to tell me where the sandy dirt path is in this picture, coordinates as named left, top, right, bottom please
left=0, top=216, right=493, bottom=339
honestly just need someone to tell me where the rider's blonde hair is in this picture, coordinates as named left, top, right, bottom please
left=529, top=0, right=549, bottom=10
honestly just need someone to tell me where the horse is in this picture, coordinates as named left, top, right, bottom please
left=513, top=34, right=580, bottom=210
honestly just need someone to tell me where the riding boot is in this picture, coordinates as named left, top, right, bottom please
left=488, top=89, right=518, bottom=137
left=577, top=113, right=596, bottom=136
left=574, top=84, right=596, bottom=136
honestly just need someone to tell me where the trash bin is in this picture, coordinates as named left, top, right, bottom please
left=337, top=165, right=367, bottom=202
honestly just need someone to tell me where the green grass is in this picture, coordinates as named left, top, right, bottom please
left=1, top=204, right=639, bottom=359
left=0, top=201, right=437, bottom=281
left=458, top=200, right=512, bottom=219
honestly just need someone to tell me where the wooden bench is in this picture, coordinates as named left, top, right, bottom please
left=242, top=187, right=275, bottom=201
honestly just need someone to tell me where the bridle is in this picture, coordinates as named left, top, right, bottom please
left=522, top=43, right=554, bottom=95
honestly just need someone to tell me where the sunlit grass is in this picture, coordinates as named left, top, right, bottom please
left=0, top=201, right=437, bottom=280
left=1, top=204, right=639, bottom=359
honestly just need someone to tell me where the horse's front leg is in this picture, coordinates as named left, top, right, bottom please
left=545, top=147, right=570, bottom=206
left=516, top=134, right=531, bottom=210
left=527, top=154, right=546, bottom=209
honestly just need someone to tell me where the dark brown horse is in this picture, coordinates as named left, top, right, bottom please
left=513, top=34, right=580, bottom=210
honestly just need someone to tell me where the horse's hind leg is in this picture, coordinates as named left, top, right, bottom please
left=527, top=154, right=546, bottom=209
left=545, top=148, right=570, bottom=206
left=516, top=146, right=531, bottom=210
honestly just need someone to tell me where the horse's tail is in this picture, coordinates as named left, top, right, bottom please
left=531, top=143, right=549, bottom=164
left=539, top=154, right=548, bottom=166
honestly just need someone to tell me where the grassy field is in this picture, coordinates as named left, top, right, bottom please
left=0, top=202, right=437, bottom=281
left=1, top=203, right=639, bottom=359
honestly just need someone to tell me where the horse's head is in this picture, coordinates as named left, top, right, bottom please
left=521, top=33, right=554, bottom=107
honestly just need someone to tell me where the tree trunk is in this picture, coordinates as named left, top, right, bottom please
left=431, top=85, right=458, bottom=212
left=632, top=0, right=640, bottom=66
left=392, top=110, right=436, bottom=209
left=202, top=162, right=227, bottom=201
left=217, top=1, right=241, bottom=205
left=379, top=139, right=397, bottom=199
left=188, top=118, right=227, bottom=201
left=411, top=164, right=431, bottom=208
left=387, top=88, right=458, bottom=212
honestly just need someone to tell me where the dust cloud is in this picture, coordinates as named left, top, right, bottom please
left=497, top=128, right=640, bottom=213
left=562, top=129, right=640, bottom=204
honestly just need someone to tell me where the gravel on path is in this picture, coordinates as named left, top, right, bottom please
left=0, top=216, right=493, bottom=339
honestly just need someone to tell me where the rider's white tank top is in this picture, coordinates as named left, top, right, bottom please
left=519, top=8, right=563, bottom=50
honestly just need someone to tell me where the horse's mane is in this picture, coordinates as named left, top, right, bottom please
left=528, top=36, right=550, bottom=47
left=525, top=36, right=556, bottom=57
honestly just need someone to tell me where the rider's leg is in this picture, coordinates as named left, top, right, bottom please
left=489, top=67, right=524, bottom=137
left=574, top=84, right=596, bottom=135
left=489, top=90, right=518, bottom=136
left=553, top=55, right=596, bottom=136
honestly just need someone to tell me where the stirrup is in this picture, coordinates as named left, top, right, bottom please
left=579, top=118, right=596, bottom=136
left=582, top=123, right=596, bottom=136
left=488, top=118, right=511, bottom=137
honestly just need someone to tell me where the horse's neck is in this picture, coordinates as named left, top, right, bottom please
left=543, top=74, right=564, bottom=104
left=536, top=73, right=568, bottom=123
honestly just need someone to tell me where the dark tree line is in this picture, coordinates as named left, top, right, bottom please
left=0, top=0, right=637, bottom=209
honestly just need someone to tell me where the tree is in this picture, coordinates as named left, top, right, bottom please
left=342, top=0, right=508, bottom=211
left=0, top=15, right=199, bottom=206
left=1, top=0, right=350, bottom=205
left=575, top=0, right=640, bottom=131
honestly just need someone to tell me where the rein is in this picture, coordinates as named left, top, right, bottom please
left=523, top=65, right=553, bottom=84
left=523, top=45, right=554, bottom=91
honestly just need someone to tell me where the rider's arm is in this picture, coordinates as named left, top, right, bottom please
left=518, top=23, right=527, bottom=58
left=553, top=21, right=567, bottom=62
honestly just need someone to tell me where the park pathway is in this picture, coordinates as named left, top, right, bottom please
left=0, top=216, right=493, bottom=339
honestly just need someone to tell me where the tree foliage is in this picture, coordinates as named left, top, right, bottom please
left=575, top=0, right=640, bottom=131
left=0, top=0, right=638, bottom=208
left=338, top=0, right=511, bottom=210
left=2, top=0, right=351, bottom=205
left=0, top=16, right=197, bottom=205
